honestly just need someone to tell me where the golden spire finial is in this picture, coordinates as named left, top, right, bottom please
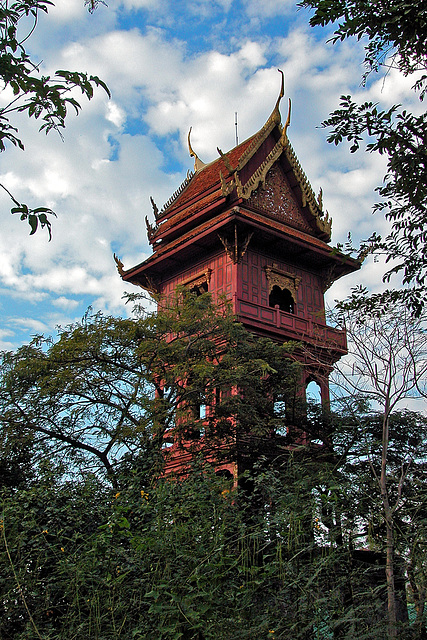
left=188, top=127, right=206, bottom=172
left=269, top=68, right=285, bottom=125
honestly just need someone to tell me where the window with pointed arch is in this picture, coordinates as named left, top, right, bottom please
left=305, top=379, right=324, bottom=445
left=306, top=379, right=322, bottom=405
left=269, top=285, right=295, bottom=314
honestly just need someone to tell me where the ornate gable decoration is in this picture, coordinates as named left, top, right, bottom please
left=248, top=163, right=312, bottom=233
left=219, top=70, right=332, bottom=240
left=283, top=140, right=332, bottom=238
left=143, top=70, right=332, bottom=248
left=218, top=70, right=290, bottom=201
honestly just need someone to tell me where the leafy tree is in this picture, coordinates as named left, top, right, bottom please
left=299, top=0, right=427, bottom=315
left=0, top=292, right=300, bottom=487
left=1, top=439, right=398, bottom=640
left=2, top=295, right=426, bottom=638
left=4, top=410, right=422, bottom=639
left=0, top=0, right=109, bottom=238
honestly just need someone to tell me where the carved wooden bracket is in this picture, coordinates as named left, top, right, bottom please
left=141, top=275, right=160, bottom=295
left=218, top=225, right=253, bottom=264
left=321, top=265, right=338, bottom=293
left=264, top=265, right=301, bottom=304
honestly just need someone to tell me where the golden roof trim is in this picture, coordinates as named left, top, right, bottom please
left=228, top=74, right=293, bottom=201
left=220, top=171, right=235, bottom=197
left=283, top=140, right=332, bottom=238
left=159, top=169, right=194, bottom=217
left=113, top=253, right=125, bottom=276
left=235, top=137, right=285, bottom=199
left=217, top=147, right=235, bottom=174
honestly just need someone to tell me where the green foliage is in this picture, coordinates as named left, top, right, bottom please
left=300, top=0, right=427, bottom=83
left=0, top=292, right=299, bottom=486
left=323, top=97, right=427, bottom=315
left=1, top=295, right=426, bottom=638
left=299, top=0, right=427, bottom=315
left=0, top=1, right=109, bottom=237
left=0, top=456, right=396, bottom=640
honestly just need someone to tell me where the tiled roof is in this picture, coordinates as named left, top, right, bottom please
left=163, top=136, right=255, bottom=217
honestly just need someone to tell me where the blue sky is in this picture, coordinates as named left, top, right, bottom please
left=0, top=0, right=423, bottom=351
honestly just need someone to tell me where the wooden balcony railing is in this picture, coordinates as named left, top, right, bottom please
left=233, top=295, right=347, bottom=353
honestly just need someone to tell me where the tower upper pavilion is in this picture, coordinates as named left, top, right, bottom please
left=116, top=71, right=360, bottom=407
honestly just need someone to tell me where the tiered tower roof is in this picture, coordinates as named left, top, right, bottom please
left=116, top=71, right=359, bottom=293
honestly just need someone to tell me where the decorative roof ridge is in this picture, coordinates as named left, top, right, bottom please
left=236, top=69, right=285, bottom=172
left=283, top=139, right=332, bottom=238
left=234, top=137, right=284, bottom=199
left=228, top=99, right=291, bottom=201
left=159, top=169, right=195, bottom=217
left=152, top=188, right=225, bottom=241
left=160, top=136, right=256, bottom=218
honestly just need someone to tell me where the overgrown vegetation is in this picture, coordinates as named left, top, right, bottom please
left=0, top=293, right=426, bottom=639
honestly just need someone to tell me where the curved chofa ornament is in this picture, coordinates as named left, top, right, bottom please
left=280, top=97, right=292, bottom=146
left=273, top=67, right=285, bottom=125
left=188, top=127, right=206, bottom=172
left=234, top=69, right=292, bottom=200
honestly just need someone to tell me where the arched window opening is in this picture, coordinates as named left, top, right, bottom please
left=215, top=469, right=233, bottom=480
left=269, top=285, right=295, bottom=314
left=273, top=400, right=287, bottom=435
left=182, top=269, right=212, bottom=297
left=306, top=380, right=323, bottom=445
left=306, top=380, right=322, bottom=405
left=185, top=426, right=202, bottom=440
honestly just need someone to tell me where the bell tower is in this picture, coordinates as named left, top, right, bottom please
left=116, top=71, right=360, bottom=475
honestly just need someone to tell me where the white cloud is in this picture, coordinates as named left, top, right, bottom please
left=166, top=0, right=233, bottom=17
left=237, top=41, right=267, bottom=69
left=0, top=337, right=16, bottom=351
left=0, top=6, right=419, bottom=348
left=52, top=297, right=81, bottom=310
left=106, top=101, right=126, bottom=127
left=242, top=0, right=295, bottom=18
left=48, top=0, right=87, bottom=21
left=119, top=0, right=159, bottom=9
left=10, top=317, right=51, bottom=334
